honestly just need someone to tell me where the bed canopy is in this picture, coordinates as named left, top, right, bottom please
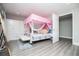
left=24, top=14, right=52, bottom=31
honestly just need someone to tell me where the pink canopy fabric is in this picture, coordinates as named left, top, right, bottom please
left=24, top=14, right=52, bottom=29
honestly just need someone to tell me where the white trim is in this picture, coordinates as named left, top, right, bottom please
left=53, top=39, right=59, bottom=43
left=73, top=42, right=79, bottom=46
left=59, top=36, right=72, bottom=39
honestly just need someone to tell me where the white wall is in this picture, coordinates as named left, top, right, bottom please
left=73, top=8, right=79, bottom=46
left=6, top=13, right=26, bottom=20
left=6, top=19, right=25, bottom=41
left=52, top=13, right=59, bottom=43
left=59, top=18, right=72, bottom=39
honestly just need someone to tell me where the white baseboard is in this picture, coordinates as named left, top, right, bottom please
left=59, top=36, right=72, bottom=39
left=73, top=42, right=79, bottom=46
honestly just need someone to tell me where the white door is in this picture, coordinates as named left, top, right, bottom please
left=52, top=13, right=59, bottom=43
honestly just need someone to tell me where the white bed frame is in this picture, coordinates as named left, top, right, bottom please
left=28, top=22, right=53, bottom=43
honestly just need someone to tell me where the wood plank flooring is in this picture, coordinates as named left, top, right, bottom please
left=0, top=47, right=10, bottom=56
left=8, top=38, right=73, bottom=56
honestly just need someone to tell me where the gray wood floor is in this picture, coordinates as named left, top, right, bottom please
left=0, top=47, right=10, bottom=56
left=8, top=38, right=74, bottom=56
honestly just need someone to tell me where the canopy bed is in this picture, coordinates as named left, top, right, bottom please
left=22, top=14, right=53, bottom=43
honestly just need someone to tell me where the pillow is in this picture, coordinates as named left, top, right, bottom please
left=39, top=29, right=48, bottom=34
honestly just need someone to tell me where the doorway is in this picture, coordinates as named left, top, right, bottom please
left=59, top=14, right=72, bottom=42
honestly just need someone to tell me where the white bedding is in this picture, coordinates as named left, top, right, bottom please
left=32, top=33, right=53, bottom=41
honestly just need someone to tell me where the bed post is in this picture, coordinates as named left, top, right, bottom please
left=29, top=21, right=34, bottom=44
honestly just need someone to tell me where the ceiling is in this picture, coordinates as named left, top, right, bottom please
left=1, top=3, right=79, bottom=17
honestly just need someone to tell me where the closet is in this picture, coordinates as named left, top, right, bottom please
left=59, top=14, right=72, bottom=39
